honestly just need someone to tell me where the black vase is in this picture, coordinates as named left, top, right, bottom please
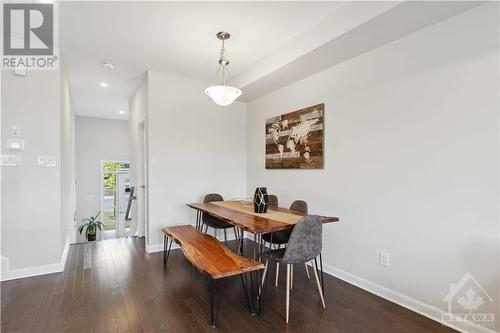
left=253, top=187, right=269, bottom=213
left=87, top=233, right=96, bottom=242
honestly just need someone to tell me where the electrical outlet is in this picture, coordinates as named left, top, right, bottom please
left=38, top=156, right=56, bottom=167
left=379, top=251, right=389, bottom=267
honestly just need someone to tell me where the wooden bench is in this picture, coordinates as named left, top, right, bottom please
left=162, top=225, right=265, bottom=327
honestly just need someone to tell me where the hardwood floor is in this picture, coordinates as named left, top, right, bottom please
left=1, top=237, right=455, bottom=332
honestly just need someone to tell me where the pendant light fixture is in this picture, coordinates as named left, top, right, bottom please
left=205, top=32, right=242, bottom=106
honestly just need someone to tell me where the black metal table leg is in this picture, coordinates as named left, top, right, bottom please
left=253, top=232, right=257, bottom=260
left=239, top=229, right=244, bottom=255
left=258, top=233, right=264, bottom=262
left=208, top=277, right=217, bottom=328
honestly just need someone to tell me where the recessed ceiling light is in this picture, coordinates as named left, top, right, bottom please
left=100, top=82, right=109, bottom=88
left=118, top=110, right=126, bottom=115
left=102, top=61, right=115, bottom=70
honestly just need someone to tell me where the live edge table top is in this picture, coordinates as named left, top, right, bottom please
left=186, top=202, right=339, bottom=234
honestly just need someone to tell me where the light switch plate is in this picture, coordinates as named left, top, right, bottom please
left=38, top=156, right=57, bottom=167
left=1, top=154, right=21, bottom=167
left=7, top=139, right=24, bottom=151
left=14, top=66, right=27, bottom=77
left=379, top=251, right=389, bottom=267
left=11, top=126, right=21, bottom=137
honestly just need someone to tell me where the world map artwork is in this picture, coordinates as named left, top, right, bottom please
left=265, top=104, right=324, bottom=169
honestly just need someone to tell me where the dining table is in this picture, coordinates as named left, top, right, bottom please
left=186, top=200, right=339, bottom=316
left=186, top=200, right=339, bottom=261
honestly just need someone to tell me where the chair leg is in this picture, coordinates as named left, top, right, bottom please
left=291, top=264, right=294, bottom=290
left=286, top=264, right=291, bottom=323
left=224, top=229, right=227, bottom=242
left=204, top=224, right=208, bottom=234
left=275, top=244, right=280, bottom=287
left=305, top=262, right=310, bottom=279
left=259, top=259, right=269, bottom=316
left=319, top=253, right=325, bottom=295
left=312, top=259, right=326, bottom=309
left=275, top=262, right=280, bottom=287
left=260, top=259, right=269, bottom=290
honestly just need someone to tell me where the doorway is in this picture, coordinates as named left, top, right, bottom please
left=101, top=161, right=135, bottom=239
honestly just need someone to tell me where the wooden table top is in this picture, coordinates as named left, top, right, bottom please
left=187, top=202, right=339, bottom=234
left=162, top=225, right=265, bottom=279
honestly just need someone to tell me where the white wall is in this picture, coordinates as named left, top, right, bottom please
left=60, top=70, right=76, bottom=245
left=145, top=71, right=247, bottom=250
left=75, top=116, right=129, bottom=242
left=129, top=75, right=148, bottom=238
left=1, top=70, right=63, bottom=278
left=247, top=4, right=499, bottom=331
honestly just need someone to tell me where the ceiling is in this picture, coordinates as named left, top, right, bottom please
left=59, top=1, right=342, bottom=119
left=60, top=1, right=482, bottom=120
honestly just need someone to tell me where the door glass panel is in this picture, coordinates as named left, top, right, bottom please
left=102, top=172, right=117, bottom=238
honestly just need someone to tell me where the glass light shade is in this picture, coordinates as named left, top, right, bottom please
left=205, top=85, right=242, bottom=106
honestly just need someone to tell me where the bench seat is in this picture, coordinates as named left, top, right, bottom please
left=162, top=225, right=264, bottom=327
left=162, top=225, right=264, bottom=279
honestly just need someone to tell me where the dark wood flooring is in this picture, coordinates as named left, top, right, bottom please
left=1, top=237, right=455, bottom=332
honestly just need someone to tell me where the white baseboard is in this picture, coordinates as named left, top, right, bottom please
left=61, top=237, right=70, bottom=269
left=1, top=237, right=70, bottom=282
left=323, top=263, right=498, bottom=333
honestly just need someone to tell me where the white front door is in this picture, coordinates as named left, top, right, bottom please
left=101, top=161, right=132, bottom=239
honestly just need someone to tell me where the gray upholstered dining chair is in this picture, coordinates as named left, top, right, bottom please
left=268, top=194, right=279, bottom=207
left=289, top=200, right=308, bottom=213
left=262, top=199, right=311, bottom=286
left=202, top=193, right=239, bottom=242
left=260, top=215, right=325, bottom=323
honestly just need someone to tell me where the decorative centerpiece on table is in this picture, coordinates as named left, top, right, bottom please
left=253, top=187, right=269, bottom=213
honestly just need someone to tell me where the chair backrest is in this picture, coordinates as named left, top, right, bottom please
left=268, top=194, right=278, bottom=207
left=282, top=215, right=322, bottom=264
left=203, top=193, right=223, bottom=203
left=290, top=200, right=308, bottom=213
left=203, top=193, right=223, bottom=223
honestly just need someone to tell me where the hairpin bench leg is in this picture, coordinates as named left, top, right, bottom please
left=208, top=277, right=218, bottom=328
left=163, top=236, right=173, bottom=265
left=241, top=272, right=255, bottom=315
